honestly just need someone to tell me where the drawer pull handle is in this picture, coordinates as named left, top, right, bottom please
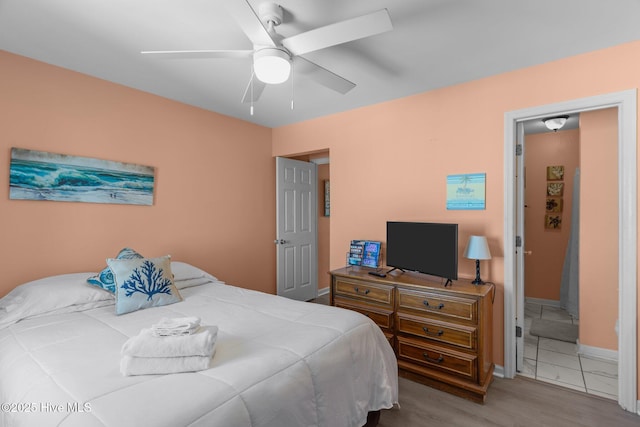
left=422, top=353, right=444, bottom=364
left=422, top=327, right=444, bottom=337
left=354, top=287, right=370, bottom=295
left=423, top=300, right=444, bottom=310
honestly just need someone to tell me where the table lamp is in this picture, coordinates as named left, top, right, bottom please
left=463, top=235, right=492, bottom=285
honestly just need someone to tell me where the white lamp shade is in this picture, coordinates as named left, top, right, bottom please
left=253, top=48, right=291, bottom=84
left=464, top=236, right=492, bottom=260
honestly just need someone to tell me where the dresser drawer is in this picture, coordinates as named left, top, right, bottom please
left=397, top=313, right=477, bottom=351
left=335, top=299, right=394, bottom=330
left=334, top=278, right=393, bottom=306
left=398, top=288, right=477, bottom=323
left=397, top=337, right=477, bottom=381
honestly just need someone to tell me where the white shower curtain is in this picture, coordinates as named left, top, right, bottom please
left=560, top=168, right=580, bottom=319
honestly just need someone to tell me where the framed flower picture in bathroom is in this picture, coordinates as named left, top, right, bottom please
left=546, top=165, right=565, bottom=181
left=546, top=182, right=564, bottom=197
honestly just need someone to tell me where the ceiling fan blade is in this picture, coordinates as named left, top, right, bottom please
left=223, top=0, right=277, bottom=48
left=241, top=73, right=267, bottom=103
left=294, top=57, right=355, bottom=95
left=141, top=50, right=253, bottom=59
left=283, top=9, right=392, bottom=56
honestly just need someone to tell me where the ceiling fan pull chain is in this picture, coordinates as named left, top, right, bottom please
left=290, top=61, right=295, bottom=110
left=250, top=69, right=255, bottom=116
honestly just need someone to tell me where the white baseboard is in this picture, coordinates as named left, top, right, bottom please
left=525, top=297, right=561, bottom=307
left=493, top=364, right=505, bottom=378
left=577, top=340, right=618, bottom=362
left=317, top=287, right=330, bottom=296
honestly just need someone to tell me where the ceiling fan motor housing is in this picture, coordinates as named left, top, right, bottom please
left=259, top=2, right=283, bottom=27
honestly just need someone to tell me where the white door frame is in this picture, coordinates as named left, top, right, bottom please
left=515, top=121, right=525, bottom=373
left=503, top=89, right=637, bottom=412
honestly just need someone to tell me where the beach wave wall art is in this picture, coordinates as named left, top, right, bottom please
left=9, top=148, right=155, bottom=205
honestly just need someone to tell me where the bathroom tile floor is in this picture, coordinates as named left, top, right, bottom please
left=519, top=302, right=618, bottom=400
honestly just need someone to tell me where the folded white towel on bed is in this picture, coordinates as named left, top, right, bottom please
left=122, top=325, right=218, bottom=358
left=120, top=350, right=215, bottom=376
left=151, top=316, right=201, bottom=336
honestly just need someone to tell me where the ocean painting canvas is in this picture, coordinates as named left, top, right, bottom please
left=9, top=148, right=155, bottom=205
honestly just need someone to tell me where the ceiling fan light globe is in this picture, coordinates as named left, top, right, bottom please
left=254, top=48, right=291, bottom=84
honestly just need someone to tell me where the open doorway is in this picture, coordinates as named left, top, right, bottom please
left=517, top=111, right=620, bottom=399
left=313, top=156, right=331, bottom=299
left=503, top=89, right=637, bottom=413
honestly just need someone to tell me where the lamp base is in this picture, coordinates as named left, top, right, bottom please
left=472, top=259, right=485, bottom=286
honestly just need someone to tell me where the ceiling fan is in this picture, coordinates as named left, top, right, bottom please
left=141, top=1, right=392, bottom=105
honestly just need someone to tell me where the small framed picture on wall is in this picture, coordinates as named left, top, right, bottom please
left=546, top=197, right=563, bottom=213
left=546, top=165, right=565, bottom=181
left=545, top=214, right=562, bottom=230
left=546, top=182, right=564, bottom=197
left=324, top=180, right=330, bottom=217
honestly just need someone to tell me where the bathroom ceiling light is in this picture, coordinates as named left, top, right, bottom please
left=543, top=116, right=569, bottom=132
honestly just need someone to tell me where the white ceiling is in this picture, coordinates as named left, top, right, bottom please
left=2, top=1, right=640, bottom=128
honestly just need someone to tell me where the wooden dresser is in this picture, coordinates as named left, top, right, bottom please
left=330, top=267, right=494, bottom=403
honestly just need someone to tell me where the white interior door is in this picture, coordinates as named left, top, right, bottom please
left=515, top=122, right=525, bottom=373
left=275, top=157, right=318, bottom=301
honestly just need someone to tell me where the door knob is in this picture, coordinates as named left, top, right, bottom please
left=523, top=250, right=533, bottom=255
left=274, top=239, right=287, bottom=244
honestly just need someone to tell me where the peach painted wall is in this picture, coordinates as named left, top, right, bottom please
left=0, top=51, right=276, bottom=297
left=579, top=108, right=619, bottom=351
left=524, top=129, right=580, bottom=301
left=273, top=39, right=640, bottom=376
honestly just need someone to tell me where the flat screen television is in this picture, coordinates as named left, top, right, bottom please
left=386, top=221, right=458, bottom=282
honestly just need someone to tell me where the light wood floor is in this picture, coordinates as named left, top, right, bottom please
left=310, top=293, right=638, bottom=426
left=378, top=376, right=638, bottom=427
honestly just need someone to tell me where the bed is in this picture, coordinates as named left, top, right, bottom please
left=0, top=260, right=398, bottom=427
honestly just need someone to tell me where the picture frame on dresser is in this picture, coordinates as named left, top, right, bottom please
left=348, top=240, right=382, bottom=268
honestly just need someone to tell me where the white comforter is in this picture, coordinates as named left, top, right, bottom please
left=0, top=281, right=398, bottom=427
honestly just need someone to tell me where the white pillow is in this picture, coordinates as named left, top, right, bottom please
left=171, top=261, right=217, bottom=282
left=170, top=262, right=222, bottom=290
left=0, top=273, right=115, bottom=330
left=173, top=277, right=215, bottom=290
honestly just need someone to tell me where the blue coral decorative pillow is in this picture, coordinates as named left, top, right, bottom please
left=88, top=248, right=143, bottom=293
left=108, top=255, right=182, bottom=315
